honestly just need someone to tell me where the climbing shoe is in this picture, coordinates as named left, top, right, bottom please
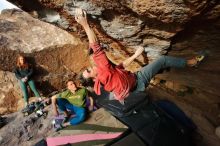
left=193, top=50, right=208, bottom=67
left=193, top=55, right=205, bottom=67
left=52, top=115, right=66, bottom=131
left=22, top=103, right=36, bottom=116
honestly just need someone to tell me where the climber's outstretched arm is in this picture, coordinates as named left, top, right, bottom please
left=75, top=8, right=98, bottom=44
left=75, top=8, right=112, bottom=69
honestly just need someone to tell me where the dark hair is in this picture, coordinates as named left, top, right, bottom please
left=78, top=73, right=94, bottom=87
left=88, top=48, right=93, bottom=56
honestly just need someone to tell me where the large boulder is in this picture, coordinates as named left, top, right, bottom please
left=0, top=9, right=78, bottom=53
left=0, top=9, right=90, bottom=112
left=1, top=1, right=220, bottom=145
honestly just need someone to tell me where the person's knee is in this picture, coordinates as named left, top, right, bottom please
left=51, top=95, right=57, bottom=102
left=78, top=111, right=86, bottom=122
left=52, top=96, right=64, bottom=108
left=76, top=109, right=86, bottom=123
left=56, top=98, right=65, bottom=107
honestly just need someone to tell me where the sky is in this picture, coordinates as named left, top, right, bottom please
left=0, top=0, right=19, bottom=13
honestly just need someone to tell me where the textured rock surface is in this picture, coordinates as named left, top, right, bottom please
left=1, top=0, right=220, bottom=145
left=149, top=18, right=220, bottom=146
left=0, top=71, right=21, bottom=114
left=0, top=108, right=127, bottom=146
left=0, top=9, right=78, bottom=53
left=7, top=0, right=219, bottom=58
left=155, top=19, right=220, bottom=126
left=216, top=126, right=220, bottom=139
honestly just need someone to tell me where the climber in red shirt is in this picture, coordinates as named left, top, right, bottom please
left=75, top=8, right=205, bottom=103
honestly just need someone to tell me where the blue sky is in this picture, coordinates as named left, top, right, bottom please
left=0, top=0, right=19, bottom=13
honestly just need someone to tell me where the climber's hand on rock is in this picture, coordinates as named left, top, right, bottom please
left=75, top=8, right=88, bottom=27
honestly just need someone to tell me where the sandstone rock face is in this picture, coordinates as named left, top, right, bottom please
left=61, top=0, right=219, bottom=58
left=1, top=0, right=220, bottom=145
left=216, top=126, right=220, bottom=139
left=150, top=19, right=220, bottom=146
left=0, top=71, right=21, bottom=114
left=8, top=0, right=219, bottom=59
left=0, top=56, right=23, bottom=114
left=120, top=0, right=200, bottom=23
left=159, top=18, right=220, bottom=105
left=0, top=9, right=78, bottom=53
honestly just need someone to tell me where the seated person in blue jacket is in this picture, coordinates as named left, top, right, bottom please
left=51, top=79, right=95, bottom=127
left=14, top=54, right=42, bottom=107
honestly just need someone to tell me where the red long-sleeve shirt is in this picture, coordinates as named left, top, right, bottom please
left=90, top=43, right=136, bottom=101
